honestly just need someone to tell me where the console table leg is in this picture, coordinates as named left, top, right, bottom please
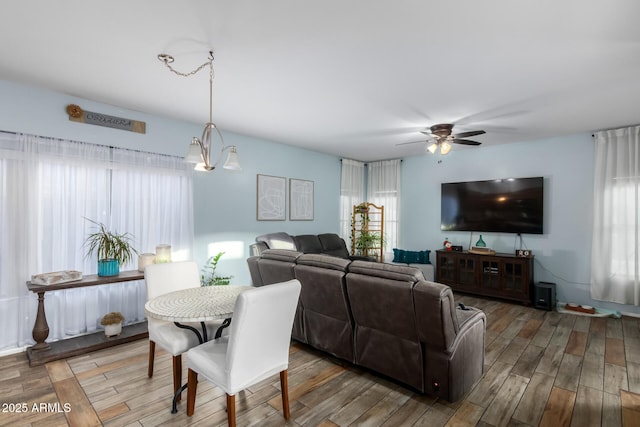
left=31, top=291, right=50, bottom=351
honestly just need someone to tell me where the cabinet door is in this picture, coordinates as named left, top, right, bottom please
left=457, top=256, right=476, bottom=288
left=480, top=259, right=501, bottom=291
left=437, top=252, right=455, bottom=284
left=503, top=260, right=529, bottom=296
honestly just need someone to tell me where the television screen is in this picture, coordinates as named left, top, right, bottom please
left=441, top=177, right=544, bottom=234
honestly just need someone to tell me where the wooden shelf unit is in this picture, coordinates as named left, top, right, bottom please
left=436, top=250, right=533, bottom=305
left=351, top=202, right=384, bottom=262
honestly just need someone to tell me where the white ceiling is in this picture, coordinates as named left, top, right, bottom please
left=2, top=0, right=640, bottom=161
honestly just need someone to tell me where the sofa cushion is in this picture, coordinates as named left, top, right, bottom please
left=261, top=249, right=303, bottom=263
left=294, top=234, right=323, bottom=254
left=297, top=253, right=350, bottom=272
left=348, top=260, right=424, bottom=282
left=318, top=233, right=351, bottom=259
left=392, top=248, right=431, bottom=264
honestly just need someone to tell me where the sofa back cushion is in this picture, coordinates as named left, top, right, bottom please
left=345, top=268, right=423, bottom=391
left=348, top=260, right=424, bottom=282
left=257, top=249, right=304, bottom=342
left=318, top=233, right=351, bottom=258
left=293, top=234, right=323, bottom=254
left=294, top=254, right=354, bottom=361
left=256, top=249, right=302, bottom=285
left=296, top=253, right=351, bottom=271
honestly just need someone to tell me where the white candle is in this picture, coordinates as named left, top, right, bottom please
left=155, top=244, right=172, bottom=263
left=138, top=253, right=156, bottom=272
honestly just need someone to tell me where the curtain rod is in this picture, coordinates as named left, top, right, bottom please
left=0, top=129, right=183, bottom=161
left=340, top=158, right=403, bottom=164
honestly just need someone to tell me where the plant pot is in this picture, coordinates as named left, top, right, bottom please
left=104, top=323, right=122, bottom=337
left=98, top=259, right=119, bottom=276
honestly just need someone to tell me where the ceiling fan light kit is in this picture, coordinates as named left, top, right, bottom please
left=157, top=51, right=241, bottom=172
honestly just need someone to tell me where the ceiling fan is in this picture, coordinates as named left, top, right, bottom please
left=398, top=123, right=486, bottom=155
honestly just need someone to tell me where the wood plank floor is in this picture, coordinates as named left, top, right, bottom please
left=2, top=294, right=640, bottom=426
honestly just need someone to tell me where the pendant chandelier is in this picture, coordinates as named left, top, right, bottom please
left=158, top=51, right=240, bottom=172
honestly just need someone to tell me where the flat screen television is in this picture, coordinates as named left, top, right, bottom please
left=441, top=177, right=544, bottom=234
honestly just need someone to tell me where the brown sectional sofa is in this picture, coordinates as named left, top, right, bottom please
left=247, top=249, right=486, bottom=402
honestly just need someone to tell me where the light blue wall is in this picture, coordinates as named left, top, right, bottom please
left=4, top=78, right=637, bottom=315
left=191, top=133, right=341, bottom=285
left=0, top=80, right=197, bottom=157
left=0, top=79, right=341, bottom=286
left=401, top=134, right=640, bottom=315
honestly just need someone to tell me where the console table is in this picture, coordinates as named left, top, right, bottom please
left=26, top=270, right=148, bottom=366
left=436, top=250, right=533, bottom=305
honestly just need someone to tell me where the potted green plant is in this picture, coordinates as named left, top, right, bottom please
left=200, top=252, right=232, bottom=286
left=101, top=311, right=125, bottom=337
left=83, top=219, right=138, bottom=276
left=354, top=229, right=383, bottom=260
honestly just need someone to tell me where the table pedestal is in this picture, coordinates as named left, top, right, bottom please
left=31, top=291, right=50, bottom=351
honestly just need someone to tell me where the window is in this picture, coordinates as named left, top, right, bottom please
left=591, top=126, right=640, bottom=306
left=0, top=132, right=194, bottom=351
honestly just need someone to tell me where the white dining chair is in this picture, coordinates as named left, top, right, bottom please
left=185, top=279, right=302, bottom=426
left=144, top=261, right=223, bottom=402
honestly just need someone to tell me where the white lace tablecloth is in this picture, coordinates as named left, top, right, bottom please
left=145, top=285, right=252, bottom=323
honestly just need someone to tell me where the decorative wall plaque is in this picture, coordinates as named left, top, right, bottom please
left=66, top=104, right=146, bottom=134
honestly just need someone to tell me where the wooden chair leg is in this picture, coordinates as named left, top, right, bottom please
left=186, top=369, right=198, bottom=416
left=148, top=340, right=156, bottom=378
left=172, top=355, right=182, bottom=402
left=280, top=369, right=290, bottom=420
left=226, top=394, right=236, bottom=427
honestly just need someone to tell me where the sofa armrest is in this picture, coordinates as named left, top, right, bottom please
left=247, top=256, right=263, bottom=286
left=249, top=241, right=268, bottom=256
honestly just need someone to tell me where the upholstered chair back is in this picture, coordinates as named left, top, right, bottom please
left=224, top=279, right=301, bottom=393
left=145, top=261, right=200, bottom=300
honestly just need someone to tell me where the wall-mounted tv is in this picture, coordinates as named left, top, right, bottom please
left=441, top=177, right=544, bottom=234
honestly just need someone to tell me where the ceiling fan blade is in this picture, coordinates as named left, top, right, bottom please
left=453, top=130, right=486, bottom=138
left=396, top=140, right=426, bottom=146
left=452, top=139, right=482, bottom=146
left=419, top=130, right=433, bottom=137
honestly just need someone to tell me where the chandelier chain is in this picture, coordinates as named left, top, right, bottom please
left=160, top=56, right=214, bottom=79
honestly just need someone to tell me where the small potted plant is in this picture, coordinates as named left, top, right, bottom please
left=101, top=311, right=125, bottom=337
left=200, top=252, right=232, bottom=286
left=83, top=219, right=138, bottom=276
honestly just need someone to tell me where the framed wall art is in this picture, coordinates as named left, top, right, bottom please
left=256, top=174, right=286, bottom=220
left=289, top=178, right=314, bottom=221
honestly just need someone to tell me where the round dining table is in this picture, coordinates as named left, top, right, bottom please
left=144, top=284, right=253, bottom=413
left=145, top=285, right=252, bottom=342
left=145, top=285, right=252, bottom=322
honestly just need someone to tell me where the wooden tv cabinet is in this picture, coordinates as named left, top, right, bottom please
left=436, top=250, right=533, bottom=305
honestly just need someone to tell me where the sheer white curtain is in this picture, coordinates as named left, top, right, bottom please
left=0, top=132, right=194, bottom=351
left=367, top=159, right=401, bottom=255
left=591, top=125, right=640, bottom=306
left=340, top=159, right=365, bottom=251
